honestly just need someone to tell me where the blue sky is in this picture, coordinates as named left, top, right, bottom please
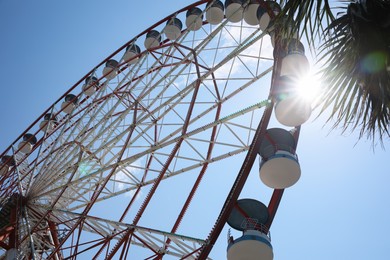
left=0, top=1, right=389, bottom=259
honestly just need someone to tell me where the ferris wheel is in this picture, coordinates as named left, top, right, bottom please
left=0, top=1, right=312, bottom=259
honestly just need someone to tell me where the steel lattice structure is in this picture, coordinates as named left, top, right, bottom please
left=0, top=1, right=297, bottom=259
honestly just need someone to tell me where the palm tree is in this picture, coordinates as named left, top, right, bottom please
left=275, top=0, right=390, bottom=142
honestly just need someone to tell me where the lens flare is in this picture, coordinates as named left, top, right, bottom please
left=360, top=51, right=387, bottom=74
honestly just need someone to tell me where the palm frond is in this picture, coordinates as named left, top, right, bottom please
left=276, top=0, right=335, bottom=44
left=318, top=0, right=390, bottom=141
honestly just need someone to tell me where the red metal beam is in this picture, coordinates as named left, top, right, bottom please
left=8, top=207, right=17, bottom=250
left=48, top=221, right=62, bottom=260
left=265, top=189, right=285, bottom=229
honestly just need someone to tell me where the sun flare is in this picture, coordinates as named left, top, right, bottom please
left=296, top=73, right=323, bottom=106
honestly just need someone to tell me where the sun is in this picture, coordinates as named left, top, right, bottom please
left=295, top=73, right=323, bottom=106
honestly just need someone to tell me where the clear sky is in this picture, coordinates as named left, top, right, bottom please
left=0, top=1, right=389, bottom=259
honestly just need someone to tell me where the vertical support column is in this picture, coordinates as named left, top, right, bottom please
left=48, top=221, right=62, bottom=260
left=9, top=207, right=17, bottom=250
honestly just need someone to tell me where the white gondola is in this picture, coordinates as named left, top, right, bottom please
left=144, top=30, right=161, bottom=49
left=18, top=133, right=37, bottom=154
left=206, top=0, right=225, bottom=25
left=164, top=17, right=183, bottom=40
left=227, top=230, right=273, bottom=260
left=18, top=141, right=32, bottom=154
left=0, top=163, right=9, bottom=176
left=225, top=0, right=244, bottom=23
left=243, top=0, right=260, bottom=26
left=39, top=113, right=57, bottom=133
left=280, top=40, right=310, bottom=78
left=61, top=94, right=78, bottom=114
left=273, top=76, right=312, bottom=127
left=82, top=76, right=98, bottom=97
left=257, top=0, right=281, bottom=31
left=0, top=156, right=15, bottom=176
left=258, top=128, right=301, bottom=189
left=186, top=7, right=203, bottom=31
left=102, top=59, right=119, bottom=80
left=123, top=43, right=141, bottom=64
